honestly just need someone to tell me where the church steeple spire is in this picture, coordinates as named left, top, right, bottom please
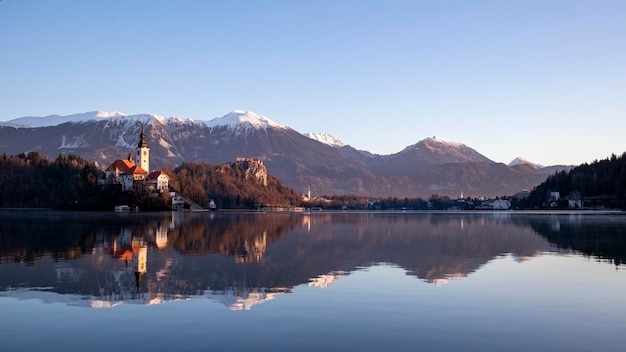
left=138, top=123, right=148, bottom=148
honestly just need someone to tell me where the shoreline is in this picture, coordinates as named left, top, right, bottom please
left=2, top=208, right=624, bottom=216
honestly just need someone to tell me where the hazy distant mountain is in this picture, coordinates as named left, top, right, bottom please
left=371, top=136, right=494, bottom=177
left=508, top=157, right=544, bottom=169
left=413, top=162, right=550, bottom=197
left=0, top=110, right=570, bottom=197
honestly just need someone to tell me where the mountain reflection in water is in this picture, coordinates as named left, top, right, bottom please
left=1, top=210, right=624, bottom=309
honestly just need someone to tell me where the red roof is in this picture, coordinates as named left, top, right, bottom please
left=105, top=159, right=135, bottom=172
left=105, top=159, right=146, bottom=175
left=128, top=165, right=147, bottom=175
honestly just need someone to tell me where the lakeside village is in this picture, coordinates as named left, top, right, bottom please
left=96, top=126, right=599, bottom=212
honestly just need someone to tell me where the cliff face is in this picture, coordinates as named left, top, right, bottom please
left=233, top=157, right=268, bottom=187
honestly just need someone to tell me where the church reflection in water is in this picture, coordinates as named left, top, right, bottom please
left=108, top=227, right=149, bottom=302
left=1, top=211, right=625, bottom=309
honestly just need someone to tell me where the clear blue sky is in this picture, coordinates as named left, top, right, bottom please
left=1, top=0, right=625, bottom=166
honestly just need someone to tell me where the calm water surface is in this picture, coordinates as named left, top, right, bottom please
left=1, top=210, right=625, bottom=351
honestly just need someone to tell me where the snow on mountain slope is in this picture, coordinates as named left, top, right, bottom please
left=3, top=111, right=128, bottom=128
left=425, top=136, right=464, bottom=147
left=204, top=110, right=288, bottom=131
left=508, top=157, right=544, bottom=169
left=304, top=132, right=345, bottom=147
left=406, top=136, right=494, bottom=163
left=2, top=111, right=201, bottom=129
left=419, top=136, right=471, bottom=151
left=398, top=136, right=469, bottom=155
left=102, top=113, right=196, bottom=129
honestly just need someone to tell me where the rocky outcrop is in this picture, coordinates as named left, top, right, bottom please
left=233, top=157, right=268, bottom=187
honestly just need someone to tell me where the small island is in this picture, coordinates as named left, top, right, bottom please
left=0, top=123, right=301, bottom=211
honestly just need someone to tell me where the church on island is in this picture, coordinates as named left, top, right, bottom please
left=100, top=124, right=169, bottom=193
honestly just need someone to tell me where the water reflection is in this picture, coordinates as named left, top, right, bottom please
left=528, top=213, right=626, bottom=266
left=1, top=210, right=625, bottom=310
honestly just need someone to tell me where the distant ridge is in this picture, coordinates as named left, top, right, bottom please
left=3, top=111, right=127, bottom=128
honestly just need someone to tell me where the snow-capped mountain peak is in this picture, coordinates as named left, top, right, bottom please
left=93, top=111, right=127, bottom=118
left=206, top=110, right=287, bottom=131
left=396, top=136, right=494, bottom=164
left=424, top=136, right=464, bottom=147
left=3, top=111, right=128, bottom=128
left=407, top=136, right=470, bottom=154
left=304, top=132, right=345, bottom=147
left=508, top=157, right=544, bottom=169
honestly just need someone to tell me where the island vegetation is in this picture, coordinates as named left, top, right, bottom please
left=0, top=152, right=101, bottom=209
left=0, top=152, right=300, bottom=210
left=166, top=161, right=301, bottom=209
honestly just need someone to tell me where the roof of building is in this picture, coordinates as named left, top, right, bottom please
left=105, top=159, right=135, bottom=172
left=128, top=165, right=147, bottom=175
left=147, top=170, right=169, bottom=180
left=105, top=159, right=146, bottom=175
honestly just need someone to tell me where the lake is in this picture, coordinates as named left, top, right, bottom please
left=1, top=210, right=625, bottom=351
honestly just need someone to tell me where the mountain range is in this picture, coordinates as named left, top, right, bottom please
left=0, top=110, right=572, bottom=197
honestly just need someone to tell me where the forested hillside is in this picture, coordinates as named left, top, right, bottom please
left=526, top=152, right=626, bottom=209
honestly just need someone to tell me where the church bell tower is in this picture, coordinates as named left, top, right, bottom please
left=136, top=123, right=149, bottom=172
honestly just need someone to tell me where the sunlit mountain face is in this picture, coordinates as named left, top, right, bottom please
left=4, top=210, right=622, bottom=310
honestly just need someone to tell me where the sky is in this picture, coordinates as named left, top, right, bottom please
left=1, top=0, right=625, bottom=166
